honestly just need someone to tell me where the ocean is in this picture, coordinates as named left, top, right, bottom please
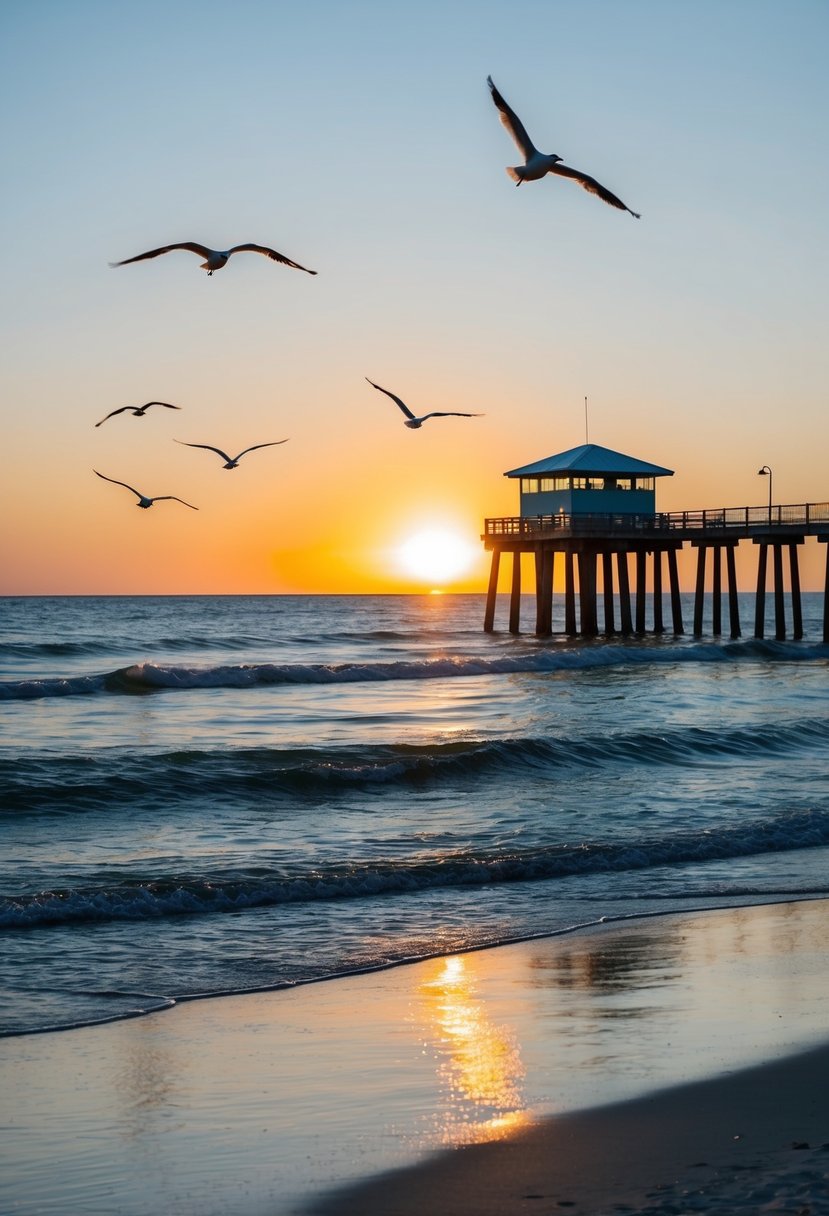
left=2, top=593, right=828, bottom=1041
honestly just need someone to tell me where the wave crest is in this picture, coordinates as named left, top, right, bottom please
left=2, top=638, right=826, bottom=701
left=4, top=808, right=829, bottom=929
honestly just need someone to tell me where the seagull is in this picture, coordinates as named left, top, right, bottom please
left=365, top=379, right=483, bottom=430
left=175, top=439, right=289, bottom=469
left=487, top=76, right=640, bottom=218
left=94, top=470, right=198, bottom=510
left=110, top=242, right=317, bottom=275
left=95, top=401, right=181, bottom=427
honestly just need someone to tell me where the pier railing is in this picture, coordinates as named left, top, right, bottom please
left=484, top=502, right=829, bottom=540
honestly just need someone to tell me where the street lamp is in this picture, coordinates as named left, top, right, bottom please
left=758, top=465, right=772, bottom=522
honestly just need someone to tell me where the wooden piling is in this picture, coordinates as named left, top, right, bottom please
left=667, top=548, right=683, bottom=634
left=484, top=548, right=501, bottom=633
left=712, top=546, right=722, bottom=636
left=789, top=542, right=803, bottom=641
left=534, top=548, right=544, bottom=635
left=726, top=545, right=740, bottom=638
left=693, top=545, right=706, bottom=637
left=823, top=538, right=829, bottom=643
left=578, top=550, right=598, bottom=636
left=602, top=551, right=615, bottom=635
left=617, top=551, right=633, bottom=635
left=754, top=543, right=767, bottom=639
left=652, top=550, right=664, bottom=633
left=773, top=543, right=785, bottom=640
left=536, top=548, right=554, bottom=636
left=509, top=551, right=521, bottom=634
left=635, top=549, right=647, bottom=634
left=564, top=550, right=577, bottom=636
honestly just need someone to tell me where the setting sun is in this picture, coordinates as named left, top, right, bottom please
left=397, top=529, right=479, bottom=587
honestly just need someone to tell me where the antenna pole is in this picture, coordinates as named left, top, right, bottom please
left=584, top=396, right=589, bottom=444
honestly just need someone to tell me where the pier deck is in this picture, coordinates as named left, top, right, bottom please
left=481, top=502, right=829, bottom=641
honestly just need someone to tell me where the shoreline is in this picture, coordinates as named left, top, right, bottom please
left=4, top=891, right=821, bottom=1041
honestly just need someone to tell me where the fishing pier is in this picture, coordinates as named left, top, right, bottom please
left=482, top=444, right=829, bottom=641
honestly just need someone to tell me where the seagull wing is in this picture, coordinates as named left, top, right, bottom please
left=549, top=163, right=641, bottom=216
left=228, top=245, right=317, bottom=275
left=232, top=440, right=290, bottom=461
left=487, top=76, right=537, bottom=161
left=109, top=242, right=212, bottom=267
left=94, top=407, right=132, bottom=427
left=94, top=470, right=144, bottom=497
left=175, top=440, right=233, bottom=464
left=420, top=412, right=484, bottom=421
left=154, top=496, right=199, bottom=510
left=365, top=378, right=416, bottom=420
left=145, top=401, right=181, bottom=411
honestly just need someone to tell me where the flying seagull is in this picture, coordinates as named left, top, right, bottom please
left=95, top=401, right=181, bottom=427
left=94, top=470, right=198, bottom=510
left=365, top=378, right=483, bottom=430
left=175, top=439, right=289, bottom=469
left=110, top=242, right=317, bottom=275
left=487, top=76, right=640, bottom=218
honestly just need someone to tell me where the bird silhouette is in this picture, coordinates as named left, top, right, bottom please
left=365, top=379, right=483, bottom=429
left=110, top=241, right=317, bottom=275
left=175, top=439, right=289, bottom=469
left=95, top=401, right=180, bottom=427
left=94, top=470, right=198, bottom=510
left=487, top=76, right=640, bottom=217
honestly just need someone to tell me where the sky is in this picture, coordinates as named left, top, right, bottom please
left=1, top=0, right=827, bottom=594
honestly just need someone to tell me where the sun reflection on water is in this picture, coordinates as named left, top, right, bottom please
left=418, top=955, right=532, bottom=1146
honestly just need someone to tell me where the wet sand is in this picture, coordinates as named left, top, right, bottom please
left=310, top=1034, right=829, bottom=1215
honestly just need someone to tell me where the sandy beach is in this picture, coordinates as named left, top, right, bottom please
left=311, top=898, right=829, bottom=1216
left=2, top=899, right=829, bottom=1215
left=312, top=1031, right=829, bottom=1215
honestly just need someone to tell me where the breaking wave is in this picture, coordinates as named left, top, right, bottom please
left=2, top=638, right=826, bottom=700
left=4, top=807, right=829, bottom=929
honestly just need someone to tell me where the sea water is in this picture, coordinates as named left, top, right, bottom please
left=2, top=593, right=828, bottom=1038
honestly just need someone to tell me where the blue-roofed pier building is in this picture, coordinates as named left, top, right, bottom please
left=506, top=443, right=674, bottom=521
left=482, top=442, right=829, bottom=641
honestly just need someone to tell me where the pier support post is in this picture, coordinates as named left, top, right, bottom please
left=617, top=551, right=633, bottom=635
left=536, top=548, right=554, bottom=636
left=712, top=546, right=722, bottom=637
left=667, top=548, right=683, bottom=634
left=602, top=551, right=615, bottom=635
left=822, top=539, right=829, bottom=644
left=789, top=542, right=803, bottom=641
left=534, top=548, right=544, bottom=635
left=564, top=550, right=577, bottom=636
left=578, top=550, right=598, bottom=636
left=652, top=550, right=664, bottom=634
left=635, top=549, right=647, bottom=634
left=484, top=548, right=501, bottom=633
left=509, top=551, right=522, bottom=634
left=754, top=542, right=768, bottom=639
left=693, top=545, right=706, bottom=637
left=773, top=543, right=786, bottom=640
left=726, top=544, right=741, bottom=639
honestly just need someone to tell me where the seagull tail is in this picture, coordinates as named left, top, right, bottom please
left=506, top=166, right=524, bottom=184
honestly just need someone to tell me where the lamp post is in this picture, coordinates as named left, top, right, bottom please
left=758, top=465, right=773, bottom=523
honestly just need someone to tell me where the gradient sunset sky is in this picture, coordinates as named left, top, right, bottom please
left=2, top=0, right=827, bottom=594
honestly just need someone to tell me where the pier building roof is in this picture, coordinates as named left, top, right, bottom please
left=505, top=443, right=674, bottom=479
